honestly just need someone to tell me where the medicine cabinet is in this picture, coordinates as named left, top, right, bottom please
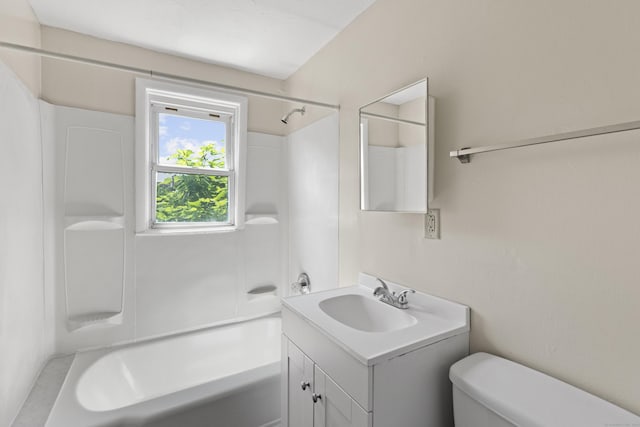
left=359, top=79, right=434, bottom=213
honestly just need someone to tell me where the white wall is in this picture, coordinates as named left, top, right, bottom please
left=0, top=61, right=49, bottom=427
left=40, top=26, right=288, bottom=136
left=286, top=0, right=640, bottom=414
left=287, top=113, right=339, bottom=292
left=0, top=0, right=40, bottom=95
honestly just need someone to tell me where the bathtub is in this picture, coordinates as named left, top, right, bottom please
left=46, top=316, right=282, bottom=427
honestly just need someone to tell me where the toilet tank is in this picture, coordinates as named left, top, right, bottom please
left=449, top=352, right=640, bottom=427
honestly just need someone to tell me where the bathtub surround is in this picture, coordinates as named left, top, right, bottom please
left=10, top=95, right=334, bottom=424
left=3, top=94, right=336, bottom=426
left=41, top=103, right=137, bottom=352
left=0, top=2, right=45, bottom=426
left=287, top=113, right=340, bottom=292
left=285, top=0, right=640, bottom=414
left=135, top=132, right=287, bottom=339
left=31, top=27, right=338, bottom=349
left=0, top=57, right=47, bottom=426
left=0, top=60, right=50, bottom=427
left=42, top=101, right=289, bottom=351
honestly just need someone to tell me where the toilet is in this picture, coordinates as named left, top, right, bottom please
left=450, top=352, right=640, bottom=427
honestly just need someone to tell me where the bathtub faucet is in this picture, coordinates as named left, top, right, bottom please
left=291, top=273, right=311, bottom=295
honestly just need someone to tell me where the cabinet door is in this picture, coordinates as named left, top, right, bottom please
left=287, top=341, right=315, bottom=427
left=314, top=365, right=371, bottom=427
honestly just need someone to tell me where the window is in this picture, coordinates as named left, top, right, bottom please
left=136, top=79, right=247, bottom=232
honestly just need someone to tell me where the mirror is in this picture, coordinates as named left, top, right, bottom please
left=359, top=79, right=433, bottom=212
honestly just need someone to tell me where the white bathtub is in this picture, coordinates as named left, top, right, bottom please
left=46, top=316, right=282, bottom=427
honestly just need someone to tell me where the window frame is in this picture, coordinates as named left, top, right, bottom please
left=136, top=78, right=248, bottom=234
left=150, top=104, right=234, bottom=228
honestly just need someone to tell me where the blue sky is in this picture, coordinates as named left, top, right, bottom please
left=158, top=113, right=226, bottom=166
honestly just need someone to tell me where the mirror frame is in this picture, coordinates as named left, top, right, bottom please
left=359, top=78, right=433, bottom=213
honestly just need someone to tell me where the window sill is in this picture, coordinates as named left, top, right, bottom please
left=136, top=225, right=239, bottom=236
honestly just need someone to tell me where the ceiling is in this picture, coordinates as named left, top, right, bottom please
left=28, top=0, right=376, bottom=80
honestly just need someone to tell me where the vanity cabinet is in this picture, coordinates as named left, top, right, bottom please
left=281, top=275, right=471, bottom=427
left=284, top=338, right=370, bottom=427
left=286, top=341, right=314, bottom=426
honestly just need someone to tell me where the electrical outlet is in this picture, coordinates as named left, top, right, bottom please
left=425, top=209, right=440, bottom=239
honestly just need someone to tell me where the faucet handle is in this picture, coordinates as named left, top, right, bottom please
left=397, top=289, right=416, bottom=305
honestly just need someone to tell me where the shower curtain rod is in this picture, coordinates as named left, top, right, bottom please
left=0, top=41, right=340, bottom=110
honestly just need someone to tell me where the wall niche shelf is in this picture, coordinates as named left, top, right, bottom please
left=67, top=312, right=123, bottom=332
left=247, top=284, right=279, bottom=300
left=64, top=217, right=125, bottom=230
left=245, top=213, right=279, bottom=225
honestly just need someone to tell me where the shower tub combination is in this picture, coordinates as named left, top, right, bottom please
left=46, top=316, right=282, bottom=427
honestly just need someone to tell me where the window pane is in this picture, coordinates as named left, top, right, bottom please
left=156, top=172, right=229, bottom=223
left=158, top=113, right=227, bottom=169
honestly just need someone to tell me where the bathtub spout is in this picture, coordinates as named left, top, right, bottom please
left=291, top=273, right=311, bottom=295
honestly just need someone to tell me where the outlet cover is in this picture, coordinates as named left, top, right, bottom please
left=425, top=209, right=440, bottom=239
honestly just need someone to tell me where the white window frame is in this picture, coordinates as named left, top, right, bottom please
left=135, top=78, right=248, bottom=233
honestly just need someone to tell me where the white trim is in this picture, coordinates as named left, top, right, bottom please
left=135, top=78, right=247, bottom=233
left=359, top=118, right=369, bottom=210
left=153, top=165, right=233, bottom=176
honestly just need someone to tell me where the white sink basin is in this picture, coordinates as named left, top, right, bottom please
left=319, top=294, right=417, bottom=332
left=282, top=273, right=470, bottom=365
left=282, top=274, right=469, bottom=366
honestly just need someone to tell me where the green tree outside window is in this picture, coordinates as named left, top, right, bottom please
left=156, top=143, right=229, bottom=222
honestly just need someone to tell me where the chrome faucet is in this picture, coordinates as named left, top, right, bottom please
left=373, top=278, right=415, bottom=309
left=291, top=272, right=311, bottom=295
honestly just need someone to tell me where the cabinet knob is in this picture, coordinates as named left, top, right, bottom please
left=301, top=381, right=310, bottom=391
left=312, top=393, right=322, bottom=403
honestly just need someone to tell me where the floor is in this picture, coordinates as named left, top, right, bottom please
left=12, top=355, right=74, bottom=427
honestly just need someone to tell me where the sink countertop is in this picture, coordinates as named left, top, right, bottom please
left=281, top=273, right=470, bottom=366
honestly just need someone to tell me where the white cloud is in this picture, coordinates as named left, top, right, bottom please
left=165, top=137, right=199, bottom=154
left=201, top=139, right=226, bottom=150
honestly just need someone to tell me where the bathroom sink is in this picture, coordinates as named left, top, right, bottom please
left=282, top=273, right=470, bottom=365
left=318, top=294, right=417, bottom=332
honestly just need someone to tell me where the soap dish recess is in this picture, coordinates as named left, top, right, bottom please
left=247, top=284, right=278, bottom=300
left=67, top=312, right=123, bottom=331
left=244, top=214, right=279, bottom=225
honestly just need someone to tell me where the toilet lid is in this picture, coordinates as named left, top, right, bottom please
left=449, top=352, right=640, bottom=427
